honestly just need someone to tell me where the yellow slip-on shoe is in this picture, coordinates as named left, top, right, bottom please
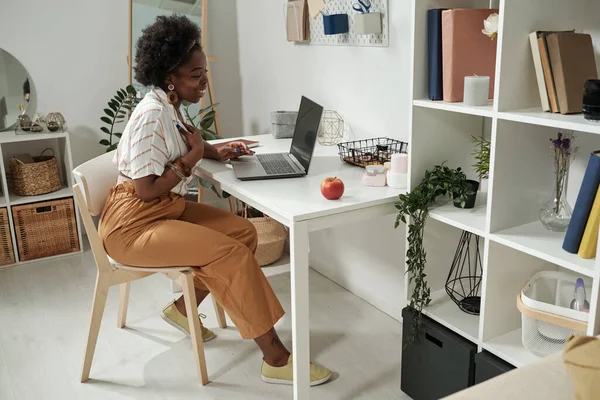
left=261, top=354, right=332, bottom=386
left=161, top=301, right=216, bottom=342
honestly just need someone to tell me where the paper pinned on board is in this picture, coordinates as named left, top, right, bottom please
left=307, top=0, right=327, bottom=18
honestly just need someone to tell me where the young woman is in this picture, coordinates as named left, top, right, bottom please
left=98, top=14, right=331, bottom=386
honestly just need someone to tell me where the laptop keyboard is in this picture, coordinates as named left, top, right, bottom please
left=257, top=154, right=297, bottom=175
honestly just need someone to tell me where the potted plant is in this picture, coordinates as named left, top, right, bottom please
left=395, top=162, right=471, bottom=342
left=460, top=135, right=491, bottom=209
left=99, top=85, right=140, bottom=152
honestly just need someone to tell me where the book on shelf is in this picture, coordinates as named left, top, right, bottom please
left=529, top=30, right=575, bottom=112
left=441, top=8, right=498, bottom=102
left=578, top=185, right=600, bottom=259
left=427, top=9, right=446, bottom=101
left=563, top=151, right=600, bottom=254
left=546, top=32, right=598, bottom=114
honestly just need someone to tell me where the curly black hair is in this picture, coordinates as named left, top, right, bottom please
left=134, top=14, right=202, bottom=87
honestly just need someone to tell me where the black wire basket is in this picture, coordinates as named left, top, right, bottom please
left=337, top=137, right=409, bottom=168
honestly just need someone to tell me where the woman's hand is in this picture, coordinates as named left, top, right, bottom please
left=177, top=123, right=203, bottom=151
left=217, top=141, right=255, bottom=161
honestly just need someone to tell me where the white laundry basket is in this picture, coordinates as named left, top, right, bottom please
left=517, top=271, right=590, bottom=357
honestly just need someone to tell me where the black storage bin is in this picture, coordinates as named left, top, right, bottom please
left=474, top=351, right=515, bottom=385
left=401, top=307, right=477, bottom=400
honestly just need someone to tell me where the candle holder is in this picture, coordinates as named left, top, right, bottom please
left=445, top=231, right=483, bottom=315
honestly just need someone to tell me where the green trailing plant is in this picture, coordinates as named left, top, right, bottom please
left=470, top=135, right=491, bottom=180
left=394, top=163, right=473, bottom=343
left=100, top=85, right=140, bottom=152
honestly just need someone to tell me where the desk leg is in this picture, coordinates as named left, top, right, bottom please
left=290, top=221, right=310, bottom=400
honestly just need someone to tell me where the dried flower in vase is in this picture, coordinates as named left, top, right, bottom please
left=540, top=131, right=578, bottom=231
left=482, top=13, right=499, bottom=40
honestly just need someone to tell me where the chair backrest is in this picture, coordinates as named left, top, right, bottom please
left=72, top=151, right=118, bottom=273
left=72, top=151, right=118, bottom=216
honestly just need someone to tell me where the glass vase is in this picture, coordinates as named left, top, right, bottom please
left=539, top=170, right=572, bottom=232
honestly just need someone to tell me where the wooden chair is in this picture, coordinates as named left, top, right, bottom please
left=72, top=151, right=227, bottom=386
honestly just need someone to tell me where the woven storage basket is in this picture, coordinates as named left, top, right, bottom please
left=236, top=203, right=287, bottom=266
left=9, top=149, right=61, bottom=196
left=0, top=208, right=15, bottom=266
left=251, top=216, right=288, bottom=266
left=517, top=271, right=590, bottom=357
left=12, top=198, right=80, bottom=261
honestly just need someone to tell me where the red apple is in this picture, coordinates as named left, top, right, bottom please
left=321, top=177, right=344, bottom=200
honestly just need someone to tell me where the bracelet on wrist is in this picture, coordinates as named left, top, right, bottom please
left=166, top=162, right=186, bottom=181
left=173, top=158, right=192, bottom=177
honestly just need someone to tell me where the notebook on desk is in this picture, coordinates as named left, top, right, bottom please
left=214, top=139, right=260, bottom=149
left=230, top=96, right=323, bottom=181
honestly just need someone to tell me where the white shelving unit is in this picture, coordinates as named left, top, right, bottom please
left=0, top=131, right=82, bottom=268
left=406, top=0, right=600, bottom=370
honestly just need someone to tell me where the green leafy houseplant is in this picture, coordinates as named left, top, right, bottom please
left=394, top=163, right=472, bottom=343
left=183, top=102, right=228, bottom=198
left=470, top=135, right=490, bottom=180
left=184, top=102, right=219, bottom=141
left=100, top=85, right=140, bottom=152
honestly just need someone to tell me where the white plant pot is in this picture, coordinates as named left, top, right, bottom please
left=354, top=12, right=382, bottom=35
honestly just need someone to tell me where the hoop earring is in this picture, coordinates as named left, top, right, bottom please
left=167, top=83, right=178, bottom=105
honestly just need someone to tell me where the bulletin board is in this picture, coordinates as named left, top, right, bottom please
left=308, top=0, right=389, bottom=47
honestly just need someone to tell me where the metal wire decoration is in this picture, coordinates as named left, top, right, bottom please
left=318, top=110, right=345, bottom=146
left=445, top=231, right=483, bottom=315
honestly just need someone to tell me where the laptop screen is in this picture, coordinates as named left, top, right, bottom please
left=290, top=96, right=323, bottom=172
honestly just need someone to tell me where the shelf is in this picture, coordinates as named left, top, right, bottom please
left=429, top=192, right=488, bottom=237
left=482, top=329, right=542, bottom=368
left=9, top=186, right=73, bottom=206
left=413, top=99, right=494, bottom=118
left=0, top=195, right=6, bottom=208
left=0, top=131, right=68, bottom=144
left=499, top=108, right=600, bottom=135
left=422, top=289, right=480, bottom=345
left=490, top=221, right=596, bottom=278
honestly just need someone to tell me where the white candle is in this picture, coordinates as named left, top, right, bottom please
left=391, top=153, right=408, bottom=174
left=464, top=76, right=490, bottom=106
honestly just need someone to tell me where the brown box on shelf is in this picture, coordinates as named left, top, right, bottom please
left=546, top=32, right=598, bottom=114
left=0, top=208, right=15, bottom=266
left=441, top=8, right=499, bottom=102
left=12, top=198, right=80, bottom=262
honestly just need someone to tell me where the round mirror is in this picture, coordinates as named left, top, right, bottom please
left=0, top=49, right=36, bottom=131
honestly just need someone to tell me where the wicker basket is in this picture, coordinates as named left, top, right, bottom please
left=9, top=149, right=61, bottom=196
left=0, top=208, right=15, bottom=266
left=12, top=198, right=80, bottom=261
left=235, top=202, right=287, bottom=266
left=251, top=216, right=288, bottom=266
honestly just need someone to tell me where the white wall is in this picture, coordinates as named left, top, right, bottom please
left=235, top=1, right=412, bottom=320
left=0, top=0, right=129, bottom=167
left=206, top=0, right=244, bottom=139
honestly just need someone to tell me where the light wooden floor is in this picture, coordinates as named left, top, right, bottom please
left=0, top=246, right=409, bottom=400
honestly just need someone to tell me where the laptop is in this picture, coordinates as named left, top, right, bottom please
left=231, top=96, right=323, bottom=181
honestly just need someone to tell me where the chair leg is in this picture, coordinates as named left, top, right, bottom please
left=212, top=296, right=227, bottom=329
left=117, top=282, right=131, bottom=328
left=81, top=272, right=110, bottom=382
left=181, top=272, right=209, bottom=386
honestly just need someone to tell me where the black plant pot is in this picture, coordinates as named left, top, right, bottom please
left=453, top=180, right=480, bottom=209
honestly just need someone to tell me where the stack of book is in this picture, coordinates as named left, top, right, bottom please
left=427, top=8, right=498, bottom=102
left=563, top=151, right=600, bottom=259
left=529, top=31, right=598, bottom=114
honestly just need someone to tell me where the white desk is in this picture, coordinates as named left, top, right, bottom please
left=197, top=134, right=405, bottom=399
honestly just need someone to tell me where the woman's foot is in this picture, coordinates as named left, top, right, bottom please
left=161, top=301, right=216, bottom=342
left=261, top=354, right=332, bottom=386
